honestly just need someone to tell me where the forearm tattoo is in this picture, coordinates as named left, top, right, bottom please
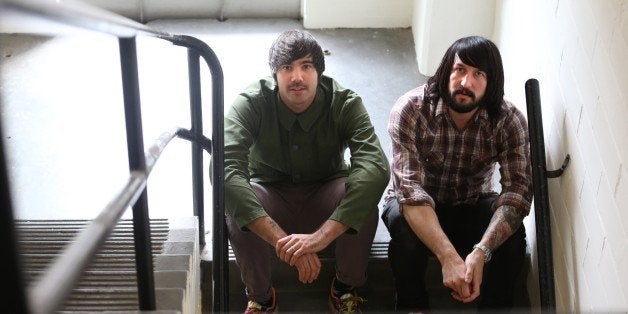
left=261, top=217, right=288, bottom=245
left=267, top=218, right=284, bottom=237
left=484, top=206, right=524, bottom=249
left=267, top=219, right=279, bottom=230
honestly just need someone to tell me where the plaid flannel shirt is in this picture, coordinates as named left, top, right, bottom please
left=386, top=85, right=533, bottom=216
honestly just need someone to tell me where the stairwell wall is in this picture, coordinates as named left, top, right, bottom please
left=494, top=0, right=628, bottom=312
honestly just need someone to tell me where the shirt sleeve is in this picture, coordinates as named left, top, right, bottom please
left=224, top=92, right=268, bottom=230
left=388, top=89, right=436, bottom=209
left=328, top=90, right=390, bottom=232
left=493, top=105, right=533, bottom=217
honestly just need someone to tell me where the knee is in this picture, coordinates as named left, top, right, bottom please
left=389, top=230, right=424, bottom=254
left=382, top=201, right=424, bottom=253
left=388, top=220, right=425, bottom=254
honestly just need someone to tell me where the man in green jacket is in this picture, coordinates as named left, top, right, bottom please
left=224, top=29, right=390, bottom=313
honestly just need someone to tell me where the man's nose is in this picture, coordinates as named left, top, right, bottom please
left=291, top=68, right=304, bottom=82
left=460, top=74, right=470, bottom=87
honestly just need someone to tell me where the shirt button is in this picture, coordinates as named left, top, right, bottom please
left=292, top=145, right=299, bottom=151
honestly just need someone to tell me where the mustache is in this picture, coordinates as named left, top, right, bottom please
left=453, top=87, right=475, bottom=100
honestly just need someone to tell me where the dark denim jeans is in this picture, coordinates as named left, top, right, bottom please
left=381, top=196, right=526, bottom=311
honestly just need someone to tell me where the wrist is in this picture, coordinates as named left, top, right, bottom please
left=473, top=243, right=492, bottom=263
left=436, top=246, right=461, bottom=264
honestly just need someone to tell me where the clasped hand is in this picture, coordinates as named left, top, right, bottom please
left=442, top=251, right=485, bottom=303
left=275, top=233, right=327, bottom=284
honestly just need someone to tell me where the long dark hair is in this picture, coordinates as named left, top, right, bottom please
left=268, top=29, right=325, bottom=80
left=426, top=36, right=504, bottom=121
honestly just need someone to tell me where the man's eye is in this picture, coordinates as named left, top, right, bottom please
left=302, top=64, right=314, bottom=70
left=280, top=65, right=292, bottom=71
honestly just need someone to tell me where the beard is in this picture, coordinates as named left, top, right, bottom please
left=445, top=87, right=482, bottom=113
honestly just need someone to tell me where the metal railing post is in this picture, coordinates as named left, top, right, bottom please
left=525, top=78, right=556, bottom=312
left=119, top=36, right=156, bottom=311
left=187, top=49, right=206, bottom=246
left=207, top=47, right=227, bottom=314
left=172, top=35, right=227, bottom=313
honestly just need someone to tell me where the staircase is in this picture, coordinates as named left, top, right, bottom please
left=17, top=217, right=200, bottom=313
left=14, top=217, right=530, bottom=313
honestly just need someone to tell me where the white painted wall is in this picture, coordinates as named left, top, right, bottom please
left=494, top=0, right=628, bottom=312
left=302, top=0, right=412, bottom=29
left=412, top=0, right=496, bottom=76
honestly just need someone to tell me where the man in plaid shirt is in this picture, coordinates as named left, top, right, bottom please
left=382, top=36, right=533, bottom=311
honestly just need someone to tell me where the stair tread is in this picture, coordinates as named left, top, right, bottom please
left=16, top=219, right=171, bottom=312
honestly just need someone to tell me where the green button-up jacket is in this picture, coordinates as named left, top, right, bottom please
left=224, top=75, right=390, bottom=232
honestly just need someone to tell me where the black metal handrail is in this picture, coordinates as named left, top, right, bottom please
left=0, top=0, right=227, bottom=312
left=525, top=78, right=570, bottom=313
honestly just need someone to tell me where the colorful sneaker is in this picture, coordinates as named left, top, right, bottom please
left=244, top=288, right=277, bottom=314
left=328, top=279, right=365, bottom=314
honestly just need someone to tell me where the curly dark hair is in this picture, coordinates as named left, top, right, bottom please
left=268, top=29, right=325, bottom=80
left=426, top=36, right=505, bottom=121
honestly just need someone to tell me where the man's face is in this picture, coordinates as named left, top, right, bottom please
left=447, top=54, right=488, bottom=113
left=276, top=55, right=319, bottom=114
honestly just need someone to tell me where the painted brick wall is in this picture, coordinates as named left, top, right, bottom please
left=495, top=0, right=628, bottom=311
